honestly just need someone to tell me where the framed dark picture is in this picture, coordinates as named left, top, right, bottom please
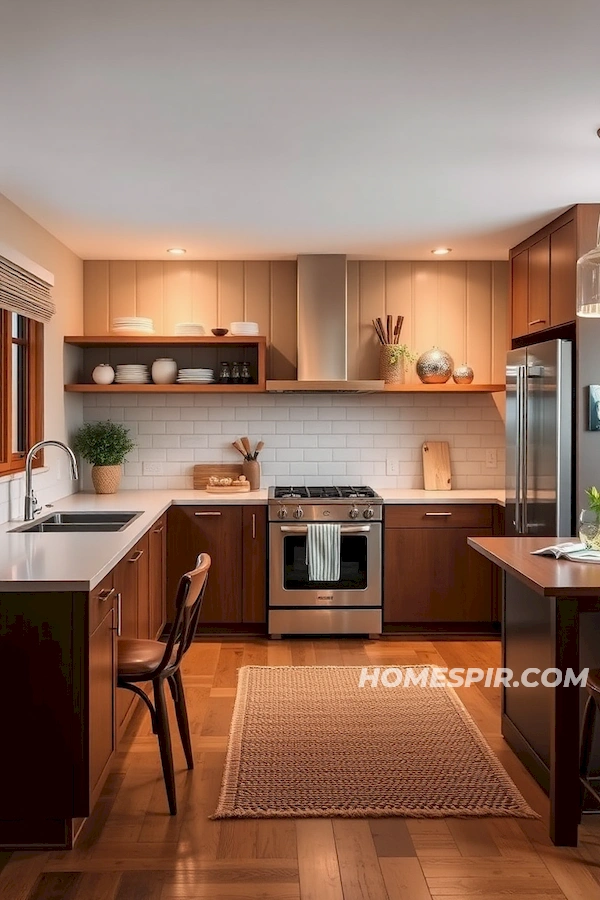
left=589, top=385, right=600, bottom=431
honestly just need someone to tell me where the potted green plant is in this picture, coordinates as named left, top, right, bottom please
left=73, top=420, right=135, bottom=494
left=580, top=486, right=600, bottom=550
left=379, top=344, right=418, bottom=384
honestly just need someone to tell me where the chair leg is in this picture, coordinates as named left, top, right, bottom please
left=153, top=676, right=177, bottom=815
left=168, top=669, right=194, bottom=770
left=580, top=694, right=597, bottom=817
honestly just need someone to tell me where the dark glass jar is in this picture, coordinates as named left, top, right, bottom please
left=231, top=361, right=241, bottom=383
left=241, top=362, right=251, bottom=383
left=219, top=361, right=231, bottom=383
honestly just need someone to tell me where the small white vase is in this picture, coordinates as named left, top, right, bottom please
left=151, top=358, right=178, bottom=384
left=92, top=364, right=115, bottom=385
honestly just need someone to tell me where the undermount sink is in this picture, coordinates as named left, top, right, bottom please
left=10, top=511, right=143, bottom=533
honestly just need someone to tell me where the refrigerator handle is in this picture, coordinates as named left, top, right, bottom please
left=515, top=365, right=526, bottom=534
left=521, top=365, right=528, bottom=533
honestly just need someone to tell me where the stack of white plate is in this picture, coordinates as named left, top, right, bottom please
left=112, top=317, right=154, bottom=335
left=230, top=321, right=259, bottom=335
left=115, top=364, right=151, bottom=384
left=176, top=368, right=214, bottom=384
left=175, top=322, right=205, bottom=336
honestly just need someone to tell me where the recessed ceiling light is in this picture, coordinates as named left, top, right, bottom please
left=167, top=247, right=186, bottom=255
left=431, top=247, right=452, bottom=255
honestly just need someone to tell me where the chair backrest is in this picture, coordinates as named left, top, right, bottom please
left=155, top=553, right=211, bottom=676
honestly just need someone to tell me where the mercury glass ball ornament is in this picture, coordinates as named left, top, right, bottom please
left=416, top=347, right=454, bottom=384
left=452, top=364, right=474, bottom=384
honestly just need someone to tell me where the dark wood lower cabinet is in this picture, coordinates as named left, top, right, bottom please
left=242, top=506, right=267, bottom=624
left=0, top=514, right=167, bottom=850
left=383, top=504, right=499, bottom=631
left=166, top=504, right=267, bottom=630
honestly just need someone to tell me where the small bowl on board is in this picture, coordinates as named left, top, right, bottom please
left=211, top=328, right=229, bottom=336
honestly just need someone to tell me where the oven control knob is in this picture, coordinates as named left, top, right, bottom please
left=363, top=506, right=375, bottom=519
left=293, top=506, right=304, bottom=519
left=277, top=507, right=288, bottom=519
left=349, top=506, right=359, bottom=519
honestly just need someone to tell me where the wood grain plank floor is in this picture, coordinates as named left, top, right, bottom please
left=8, top=637, right=600, bottom=900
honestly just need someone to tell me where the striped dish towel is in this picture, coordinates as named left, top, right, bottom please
left=306, top=523, right=341, bottom=582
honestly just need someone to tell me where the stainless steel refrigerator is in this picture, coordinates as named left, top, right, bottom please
left=506, top=339, right=573, bottom=537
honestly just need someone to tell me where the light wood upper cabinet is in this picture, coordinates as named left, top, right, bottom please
left=84, top=259, right=508, bottom=385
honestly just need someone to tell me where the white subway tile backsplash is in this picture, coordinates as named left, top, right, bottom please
left=80, top=392, right=505, bottom=491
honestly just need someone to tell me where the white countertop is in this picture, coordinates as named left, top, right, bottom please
left=0, top=487, right=505, bottom=591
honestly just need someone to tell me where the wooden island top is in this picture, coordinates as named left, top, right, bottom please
left=468, top=536, right=600, bottom=598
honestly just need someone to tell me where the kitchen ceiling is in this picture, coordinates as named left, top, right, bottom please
left=2, top=0, right=600, bottom=260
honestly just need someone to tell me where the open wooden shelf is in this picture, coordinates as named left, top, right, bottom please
left=383, top=383, right=505, bottom=393
left=64, top=334, right=267, bottom=392
left=64, top=335, right=266, bottom=347
left=64, top=383, right=264, bottom=393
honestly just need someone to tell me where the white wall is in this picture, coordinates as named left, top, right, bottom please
left=0, top=193, right=83, bottom=523
left=82, top=392, right=505, bottom=491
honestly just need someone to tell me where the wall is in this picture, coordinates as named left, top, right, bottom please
left=82, top=391, right=505, bottom=492
left=0, top=193, right=83, bottom=524
left=83, top=259, right=508, bottom=383
left=577, top=317, right=600, bottom=509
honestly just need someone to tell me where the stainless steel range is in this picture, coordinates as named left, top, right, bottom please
left=268, top=486, right=383, bottom=637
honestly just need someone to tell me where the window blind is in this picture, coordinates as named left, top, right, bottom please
left=0, top=255, right=55, bottom=322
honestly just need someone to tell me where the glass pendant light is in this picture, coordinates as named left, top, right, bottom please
left=577, top=215, right=600, bottom=316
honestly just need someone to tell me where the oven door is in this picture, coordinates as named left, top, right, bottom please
left=268, top=522, right=382, bottom=607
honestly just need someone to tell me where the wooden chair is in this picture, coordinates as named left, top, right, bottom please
left=117, top=553, right=211, bottom=814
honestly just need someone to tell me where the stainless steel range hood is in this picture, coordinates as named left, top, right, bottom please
left=266, top=254, right=385, bottom=392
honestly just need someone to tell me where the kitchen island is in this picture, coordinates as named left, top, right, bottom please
left=469, top=536, right=600, bottom=847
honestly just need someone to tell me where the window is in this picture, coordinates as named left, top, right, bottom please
left=0, top=310, right=43, bottom=474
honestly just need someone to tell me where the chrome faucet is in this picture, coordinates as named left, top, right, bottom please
left=24, top=440, right=79, bottom=521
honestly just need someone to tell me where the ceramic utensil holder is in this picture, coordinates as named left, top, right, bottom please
left=242, top=459, right=261, bottom=491
left=379, top=345, right=406, bottom=384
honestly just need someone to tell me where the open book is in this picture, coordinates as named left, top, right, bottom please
left=531, top=542, right=600, bottom=563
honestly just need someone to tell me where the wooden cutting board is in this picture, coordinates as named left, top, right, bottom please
left=422, top=441, right=452, bottom=491
left=193, top=464, right=243, bottom=490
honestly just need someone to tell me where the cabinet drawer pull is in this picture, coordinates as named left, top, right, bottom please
left=424, top=512, right=452, bottom=517
left=128, top=549, right=144, bottom=562
left=252, top=513, right=256, bottom=539
left=153, top=524, right=164, bottom=534
left=195, top=511, right=221, bottom=517
left=528, top=318, right=546, bottom=325
left=97, top=587, right=115, bottom=603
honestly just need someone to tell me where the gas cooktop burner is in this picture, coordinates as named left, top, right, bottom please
left=272, top=485, right=378, bottom=500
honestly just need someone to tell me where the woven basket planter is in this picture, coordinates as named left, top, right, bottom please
left=91, top=465, right=122, bottom=494
left=379, top=345, right=406, bottom=384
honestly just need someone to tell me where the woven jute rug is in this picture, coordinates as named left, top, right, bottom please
left=213, top=665, right=538, bottom=819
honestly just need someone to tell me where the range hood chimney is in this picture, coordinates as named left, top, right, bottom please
left=266, top=254, right=385, bottom=392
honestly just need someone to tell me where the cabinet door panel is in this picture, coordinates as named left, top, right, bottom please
left=527, top=237, right=550, bottom=333
left=242, top=506, right=267, bottom=623
left=89, top=608, right=115, bottom=798
left=384, top=526, right=493, bottom=623
left=149, top=514, right=166, bottom=639
left=113, top=540, right=143, bottom=727
left=511, top=249, right=529, bottom=339
left=167, top=506, right=242, bottom=623
left=550, top=219, right=576, bottom=326
left=135, top=532, right=150, bottom=640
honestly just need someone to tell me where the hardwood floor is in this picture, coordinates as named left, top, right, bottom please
left=5, top=637, right=600, bottom=899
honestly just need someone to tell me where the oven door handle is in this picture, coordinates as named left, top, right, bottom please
left=278, top=524, right=372, bottom=534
